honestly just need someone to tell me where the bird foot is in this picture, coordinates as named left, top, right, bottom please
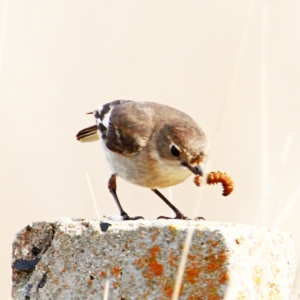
left=157, top=212, right=189, bottom=220
left=122, top=214, right=144, bottom=221
left=157, top=214, right=206, bottom=221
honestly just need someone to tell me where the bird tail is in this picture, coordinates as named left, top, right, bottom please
left=76, top=125, right=99, bottom=142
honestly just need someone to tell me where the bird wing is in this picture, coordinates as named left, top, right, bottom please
left=76, top=125, right=99, bottom=142
left=98, top=101, right=154, bottom=155
left=76, top=100, right=131, bottom=143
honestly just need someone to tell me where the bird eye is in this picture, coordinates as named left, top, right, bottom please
left=170, top=145, right=180, bottom=157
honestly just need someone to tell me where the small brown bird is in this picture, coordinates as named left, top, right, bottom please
left=76, top=100, right=209, bottom=220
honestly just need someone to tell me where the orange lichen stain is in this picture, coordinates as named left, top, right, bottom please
left=162, top=284, right=173, bottom=298
left=208, top=294, right=223, bottom=300
left=147, top=245, right=164, bottom=276
left=149, top=244, right=161, bottom=256
left=205, top=249, right=227, bottom=273
left=134, top=245, right=164, bottom=278
left=206, top=262, right=220, bottom=272
left=151, top=234, right=158, bottom=242
left=113, top=281, right=118, bottom=288
left=140, top=240, right=232, bottom=299
left=210, top=240, right=219, bottom=247
left=188, top=254, right=196, bottom=260
left=134, top=244, right=170, bottom=297
left=100, top=270, right=107, bottom=278
left=134, top=257, right=147, bottom=268
left=218, top=250, right=227, bottom=262
left=184, top=255, right=202, bottom=285
left=168, top=251, right=178, bottom=267
left=149, top=261, right=164, bottom=276
left=111, top=266, right=121, bottom=277
left=184, top=267, right=201, bottom=284
left=151, top=228, right=161, bottom=242
left=188, top=294, right=219, bottom=300
left=134, top=243, right=226, bottom=299
left=218, top=272, right=229, bottom=284
left=163, top=283, right=184, bottom=298
left=179, top=245, right=229, bottom=299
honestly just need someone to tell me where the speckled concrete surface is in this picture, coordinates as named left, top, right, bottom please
left=12, top=219, right=294, bottom=300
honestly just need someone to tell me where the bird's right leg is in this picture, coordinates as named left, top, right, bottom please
left=108, top=174, right=144, bottom=221
left=151, top=189, right=205, bottom=221
left=151, top=189, right=189, bottom=220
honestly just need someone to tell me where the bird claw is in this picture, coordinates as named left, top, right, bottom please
left=157, top=212, right=189, bottom=220
left=157, top=214, right=206, bottom=221
left=122, top=214, right=144, bottom=221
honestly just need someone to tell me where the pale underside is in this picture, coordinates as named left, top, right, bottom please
left=101, top=138, right=192, bottom=189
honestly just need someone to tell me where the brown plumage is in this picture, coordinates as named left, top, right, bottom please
left=76, top=125, right=99, bottom=142
left=76, top=100, right=210, bottom=220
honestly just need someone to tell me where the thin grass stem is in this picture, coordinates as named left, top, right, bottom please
left=171, top=228, right=194, bottom=300
left=86, top=172, right=101, bottom=220
left=103, top=279, right=110, bottom=300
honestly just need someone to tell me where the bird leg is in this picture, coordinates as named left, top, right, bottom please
left=108, top=174, right=144, bottom=221
left=151, top=189, right=189, bottom=220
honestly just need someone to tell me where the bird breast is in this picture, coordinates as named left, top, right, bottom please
left=101, top=140, right=192, bottom=189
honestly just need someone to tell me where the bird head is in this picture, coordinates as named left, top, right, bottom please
left=155, top=121, right=209, bottom=177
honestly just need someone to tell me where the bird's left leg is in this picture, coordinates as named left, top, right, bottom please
left=151, top=189, right=189, bottom=220
left=108, top=174, right=144, bottom=221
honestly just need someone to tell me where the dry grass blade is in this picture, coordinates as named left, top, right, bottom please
left=171, top=228, right=194, bottom=300
left=103, top=279, right=110, bottom=300
left=86, top=172, right=101, bottom=220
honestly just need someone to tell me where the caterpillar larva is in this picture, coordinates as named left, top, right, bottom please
left=193, top=174, right=202, bottom=187
left=193, top=171, right=234, bottom=196
left=206, top=171, right=234, bottom=196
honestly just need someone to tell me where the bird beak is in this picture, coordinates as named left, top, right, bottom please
left=182, top=162, right=204, bottom=177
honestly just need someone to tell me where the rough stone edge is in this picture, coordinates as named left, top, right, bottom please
left=11, top=219, right=295, bottom=299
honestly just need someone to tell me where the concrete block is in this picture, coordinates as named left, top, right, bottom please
left=12, top=219, right=294, bottom=299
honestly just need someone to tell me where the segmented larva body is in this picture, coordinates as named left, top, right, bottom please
left=193, top=174, right=202, bottom=187
left=206, top=171, right=234, bottom=196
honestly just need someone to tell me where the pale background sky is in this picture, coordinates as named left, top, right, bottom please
left=1, top=0, right=300, bottom=298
